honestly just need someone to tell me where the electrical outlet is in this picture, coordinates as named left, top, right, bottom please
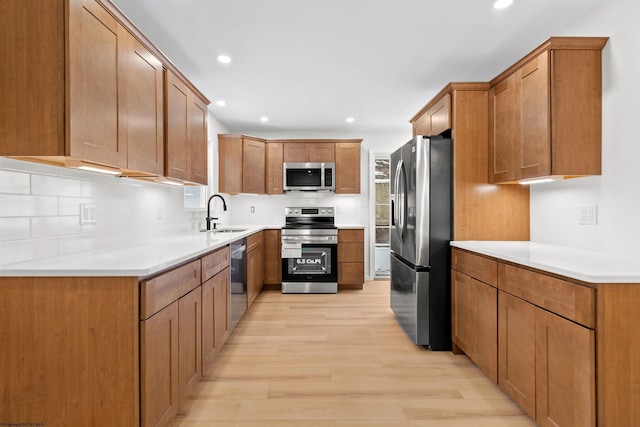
left=80, top=203, right=96, bottom=225
left=578, top=204, right=597, bottom=225
left=250, top=206, right=255, bottom=213
left=156, top=206, right=164, bottom=220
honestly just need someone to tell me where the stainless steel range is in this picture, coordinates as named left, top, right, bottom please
left=281, top=207, right=338, bottom=294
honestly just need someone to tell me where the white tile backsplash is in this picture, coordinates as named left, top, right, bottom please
left=0, top=170, right=30, bottom=194
left=32, top=175, right=82, bottom=197
left=0, top=195, right=59, bottom=217
left=0, top=218, right=31, bottom=241
left=0, top=158, right=195, bottom=262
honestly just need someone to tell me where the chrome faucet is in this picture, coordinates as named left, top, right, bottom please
left=206, top=194, right=227, bottom=231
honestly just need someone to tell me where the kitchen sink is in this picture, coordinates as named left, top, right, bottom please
left=201, top=228, right=248, bottom=233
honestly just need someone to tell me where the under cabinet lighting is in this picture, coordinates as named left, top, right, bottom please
left=76, top=165, right=122, bottom=176
left=162, top=179, right=184, bottom=186
left=260, top=116, right=269, bottom=122
left=518, top=178, right=554, bottom=185
left=346, top=117, right=355, bottom=123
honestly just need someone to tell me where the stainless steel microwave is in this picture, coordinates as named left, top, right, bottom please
left=283, top=162, right=335, bottom=191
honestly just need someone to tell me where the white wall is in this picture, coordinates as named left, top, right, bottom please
left=530, top=0, right=640, bottom=256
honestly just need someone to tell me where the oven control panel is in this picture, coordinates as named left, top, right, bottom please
left=285, top=206, right=334, bottom=217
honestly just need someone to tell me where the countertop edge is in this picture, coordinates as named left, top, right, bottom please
left=451, top=241, right=640, bottom=284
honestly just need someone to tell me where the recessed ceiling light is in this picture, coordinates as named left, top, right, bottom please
left=216, top=100, right=227, bottom=107
left=494, top=0, right=513, bottom=9
left=217, top=55, right=231, bottom=64
left=346, top=117, right=355, bottom=123
left=260, top=116, right=269, bottom=122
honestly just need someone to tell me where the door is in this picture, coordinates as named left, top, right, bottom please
left=68, top=0, right=126, bottom=167
left=536, top=308, right=595, bottom=427
left=140, top=302, right=179, bottom=427
left=390, top=254, right=433, bottom=345
left=391, top=138, right=418, bottom=265
left=178, top=287, right=201, bottom=414
left=498, top=291, right=536, bottom=418
left=390, top=143, right=407, bottom=259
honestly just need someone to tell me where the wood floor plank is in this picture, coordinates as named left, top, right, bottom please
left=171, top=281, right=534, bottom=426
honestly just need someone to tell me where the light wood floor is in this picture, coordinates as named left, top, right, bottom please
left=170, top=281, right=537, bottom=426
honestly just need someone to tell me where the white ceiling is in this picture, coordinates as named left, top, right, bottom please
left=111, top=0, right=605, bottom=133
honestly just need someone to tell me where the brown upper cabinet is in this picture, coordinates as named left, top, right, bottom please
left=166, top=70, right=208, bottom=185
left=335, top=142, right=361, bottom=194
left=410, top=83, right=530, bottom=241
left=411, top=93, right=452, bottom=137
left=218, top=135, right=266, bottom=194
left=219, top=137, right=362, bottom=195
left=0, top=0, right=209, bottom=184
left=283, top=142, right=335, bottom=162
left=489, top=37, right=608, bottom=183
left=265, top=142, right=284, bottom=194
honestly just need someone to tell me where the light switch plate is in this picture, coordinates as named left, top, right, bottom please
left=578, top=204, right=597, bottom=225
left=80, top=203, right=96, bottom=225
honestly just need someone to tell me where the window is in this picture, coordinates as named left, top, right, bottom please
left=373, top=156, right=390, bottom=277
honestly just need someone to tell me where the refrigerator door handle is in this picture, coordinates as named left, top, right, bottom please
left=397, top=159, right=407, bottom=241
left=391, top=199, right=395, bottom=226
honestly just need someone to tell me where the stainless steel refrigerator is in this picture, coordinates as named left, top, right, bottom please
left=390, top=135, right=452, bottom=349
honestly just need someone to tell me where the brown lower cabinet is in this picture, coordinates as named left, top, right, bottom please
left=451, top=247, right=635, bottom=427
left=263, top=229, right=282, bottom=288
left=247, top=231, right=265, bottom=308
left=338, top=228, right=365, bottom=290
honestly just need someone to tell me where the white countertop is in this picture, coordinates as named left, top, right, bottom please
left=0, top=226, right=267, bottom=278
left=451, top=241, right=640, bottom=283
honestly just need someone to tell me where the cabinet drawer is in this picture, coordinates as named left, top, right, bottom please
left=338, top=242, right=364, bottom=263
left=452, top=249, right=498, bottom=287
left=202, top=246, right=230, bottom=282
left=247, top=231, right=263, bottom=252
left=498, top=263, right=595, bottom=328
left=140, top=260, right=201, bottom=319
left=338, top=229, right=364, bottom=243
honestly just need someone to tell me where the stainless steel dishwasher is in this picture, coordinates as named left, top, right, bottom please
left=229, top=238, right=247, bottom=331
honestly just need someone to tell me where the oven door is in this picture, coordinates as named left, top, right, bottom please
left=281, top=242, right=338, bottom=293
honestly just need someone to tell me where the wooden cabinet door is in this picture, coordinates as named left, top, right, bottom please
left=309, top=143, right=335, bottom=162
left=283, top=143, right=309, bottom=162
left=515, top=51, right=550, bottom=180
left=247, top=236, right=264, bottom=308
left=338, top=229, right=364, bottom=286
left=265, top=142, right=284, bottom=194
left=68, top=0, right=127, bottom=168
left=178, top=287, right=202, bottom=414
left=475, top=280, right=498, bottom=383
left=335, top=143, right=361, bottom=194
left=121, top=30, right=164, bottom=175
left=489, top=75, right=517, bottom=183
left=263, top=229, right=282, bottom=284
left=536, top=308, right=595, bottom=427
left=214, top=268, right=231, bottom=350
left=202, top=268, right=230, bottom=372
left=427, top=93, right=452, bottom=136
left=141, top=302, right=179, bottom=427
left=166, top=70, right=207, bottom=184
left=189, top=96, right=208, bottom=185
left=242, top=138, right=266, bottom=194
left=218, top=135, right=243, bottom=194
left=498, top=291, right=536, bottom=418
left=452, top=267, right=497, bottom=383
left=201, top=275, right=216, bottom=371
left=166, top=71, right=190, bottom=181
left=451, top=271, right=477, bottom=358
